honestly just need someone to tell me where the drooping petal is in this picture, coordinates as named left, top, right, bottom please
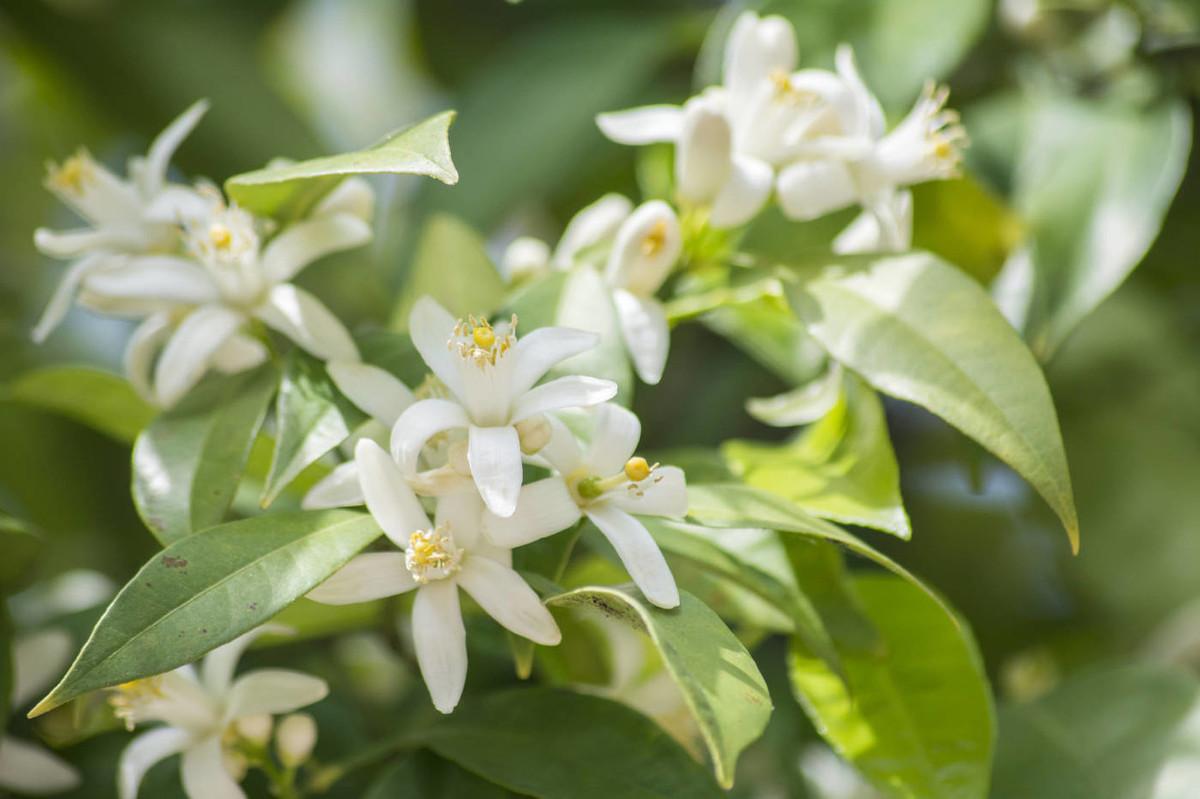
left=123, top=312, right=173, bottom=402
left=612, top=289, right=670, bottom=386
left=225, top=669, right=329, bottom=720
left=313, top=177, right=375, bottom=222
left=723, top=12, right=797, bottom=115
left=834, top=44, right=886, bottom=140
left=709, top=154, right=773, bottom=228
left=583, top=403, right=642, bottom=476
left=356, top=438, right=432, bottom=548
left=328, top=360, right=414, bottom=427
left=553, top=193, right=633, bottom=269
left=607, top=465, right=688, bottom=518
left=253, top=283, right=359, bottom=362
left=467, top=425, right=523, bottom=518
left=30, top=253, right=114, bottom=343
left=604, top=200, right=681, bottom=296
left=209, top=333, right=269, bottom=375
left=199, top=625, right=291, bottom=697
left=390, top=398, right=470, bottom=473
left=509, top=327, right=600, bottom=398
left=143, top=184, right=215, bottom=225
left=510, top=376, right=618, bottom=423
left=301, top=460, right=365, bottom=510
left=458, top=557, right=561, bottom=645
left=154, top=305, right=245, bottom=407
left=116, top=728, right=191, bottom=799
left=139, top=99, right=210, bottom=197
left=407, top=296, right=466, bottom=401
left=82, top=255, right=221, bottom=306
left=33, top=227, right=141, bottom=258
left=595, top=105, right=683, bottom=145
left=261, top=213, right=372, bottom=285
left=676, top=95, right=733, bottom=205
left=180, top=735, right=245, bottom=799
left=411, top=581, right=467, bottom=714
left=482, top=477, right=582, bottom=548
left=307, top=553, right=418, bottom=604
left=585, top=504, right=680, bottom=609
left=776, top=159, right=859, bottom=221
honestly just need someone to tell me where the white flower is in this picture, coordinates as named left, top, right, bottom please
left=32, top=100, right=213, bottom=343
left=308, top=440, right=560, bottom=713
left=113, top=626, right=327, bottom=799
left=392, top=296, right=617, bottom=517
left=776, top=46, right=965, bottom=250
left=0, top=630, right=81, bottom=796
left=501, top=236, right=552, bottom=283
left=483, top=403, right=686, bottom=609
left=831, top=190, right=914, bottom=254
left=85, top=178, right=374, bottom=407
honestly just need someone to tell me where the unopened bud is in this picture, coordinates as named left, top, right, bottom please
left=516, top=416, right=552, bottom=455
left=276, top=713, right=317, bottom=767
left=234, top=714, right=273, bottom=747
left=503, top=236, right=551, bottom=283
left=222, top=748, right=249, bottom=781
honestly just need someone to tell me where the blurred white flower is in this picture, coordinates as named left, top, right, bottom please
left=391, top=296, right=617, bottom=517
left=32, top=100, right=212, bottom=342
left=484, top=403, right=686, bottom=609
left=308, top=441, right=560, bottom=713
left=113, top=626, right=327, bottom=799
left=274, top=713, right=317, bottom=767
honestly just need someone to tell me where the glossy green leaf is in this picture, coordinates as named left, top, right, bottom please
left=6, top=366, right=154, bottom=444
left=784, top=252, right=1079, bottom=551
left=912, top=177, right=1022, bottom=285
left=724, top=373, right=911, bottom=538
left=545, top=585, right=770, bottom=788
left=226, top=110, right=458, bottom=219
left=992, top=664, right=1200, bottom=799
left=702, top=294, right=825, bottom=386
left=132, top=366, right=278, bottom=545
left=30, top=509, right=381, bottom=717
left=391, top=213, right=506, bottom=331
left=261, top=351, right=364, bottom=508
left=367, top=750, right=518, bottom=799
left=790, top=573, right=994, bottom=799
left=424, top=687, right=725, bottom=798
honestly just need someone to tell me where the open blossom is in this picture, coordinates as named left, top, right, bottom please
left=111, top=626, right=327, bottom=799
left=392, top=296, right=617, bottom=517
left=484, top=403, right=686, bottom=609
left=308, top=440, right=560, bottom=713
left=84, top=179, right=373, bottom=407
left=32, top=100, right=212, bottom=343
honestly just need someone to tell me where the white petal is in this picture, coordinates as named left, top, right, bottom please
left=253, top=283, right=359, bottom=361
left=122, top=312, right=173, bottom=403
left=511, top=376, right=618, bottom=423
left=553, top=193, right=633, bottom=268
left=390, top=398, right=470, bottom=473
left=83, top=256, right=220, bottom=306
left=141, top=99, right=210, bottom=197
left=835, top=44, right=886, bottom=140
left=357, top=438, right=432, bottom=548
left=261, top=213, right=372, bottom=285
left=583, top=403, right=642, bottom=476
left=538, top=414, right=585, bottom=474
left=458, top=557, right=560, bottom=645
left=154, top=305, right=245, bottom=407
left=143, top=185, right=214, bottom=225
left=607, top=465, right=688, bottom=517
left=676, top=95, right=733, bottom=204
left=612, top=289, right=670, bottom=386
left=328, top=360, right=414, bottom=427
left=301, top=461, right=365, bottom=509
left=313, top=177, right=375, bottom=222
left=34, top=227, right=140, bottom=258
left=307, top=552, right=417, bottom=604
left=181, top=735, right=245, bottom=799
left=604, top=201, right=681, bottom=296
left=595, top=105, right=683, bottom=145
left=724, top=13, right=797, bottom=114
left=510, top=327, right=600, bottom=398
left=407, top=296, right=466, bottom=401
left=467, top=425, right=523, bottom=518
left=709, top=155, right=773, bottom=228
left=776, top=159, right=860, bottom=221
left=31, top=253, right=114, bottom=343
left=116, top=728, right=190, bottom=799
left=585, top=504, right=680, bottom=609
left=209, top=334, right=269, bottom=375
left=225, top=669, right=328, bottom=719
left=433, top=488, right=487, bottom=550
left=11, top=630, right=74, bottom=708
left=0, top=735, right=82, bottom=796
left=411, top=581, right=467, bottom=714
left=483, top=477, right=581, bottom=548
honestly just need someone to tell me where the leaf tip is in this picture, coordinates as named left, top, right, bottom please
left=27, top=692, right=62, bottom=719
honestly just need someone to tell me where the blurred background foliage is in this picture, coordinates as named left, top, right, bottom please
left=2, top=0, right=1200, bottom=796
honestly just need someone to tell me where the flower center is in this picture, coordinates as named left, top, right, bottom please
left=186, top=204, right=265, bottom=303
left=769, top=69, right=814, bottom=105
left=449, top=315, right=517, bottom=368
left=209, top=222, right=234, bottom=250
left=46, top=151, right=93, bottom=195
left=109, top=676, right=165, bottom=731
left=918, top=84, right=967, bottom=174
left=405, top=524, right=463, bottom=583
left=573, top=457, right=662, bottom=503
left=641, top=221, right=669, bottom=257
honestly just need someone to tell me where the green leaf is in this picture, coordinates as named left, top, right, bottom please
left=226, top=110, right=459, bottom=219
left=367, top=750, right=518, bottom=799
left=261, top=351, right=364, bottom=508
left=724, top=373, right=911, bottom=538
left=0, top=512, right=43, bottom=593
left=424, top=687, right=725, bottom=798
left=545, top=585, right=770, bottom=788
left=510, top=526, right=580, bottom=679
left=702, top=294, right=825, bottom=386
left=391, top=213, right=506, bottom=331
left=789, top=573, right=994, bottom=799
left=29, top=509, right=381, bottom=717
left=784, top=252, right=1079, bottom=551
left=911, top=177, right=1023, bottom=285
left=132, top=366, right=278, bottom=545
left=992, top=664, right=1200, bottom=799
left=6, top=366, right=154, bottom=444
left=997, top=94, right=1191, bottom=357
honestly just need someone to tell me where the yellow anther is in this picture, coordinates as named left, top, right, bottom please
left=473, top=324, right=496, bottom=349
left=641, top=220, right=669, bottom=257
left=624, top=457, right=654, bottom=482
left=209, top=223, right=233, bottom=249
left=405, top=526, right=462, bottom=583
left=48, top=152, right=91, bottom=194
left=770, top=69, right=793, bottom=95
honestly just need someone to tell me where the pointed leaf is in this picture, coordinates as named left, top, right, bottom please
left=7, top=366, right=154, bottom=444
